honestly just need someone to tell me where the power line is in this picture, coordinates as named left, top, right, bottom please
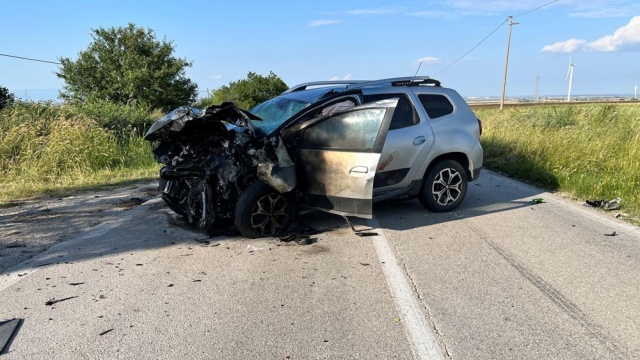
left=0, top=53, right=61, bottom=65
left=433, top=19, right=508, bottom=77
left=430, top=0, right=561, bottom=77
left=514, top=0, right=560, bottom=18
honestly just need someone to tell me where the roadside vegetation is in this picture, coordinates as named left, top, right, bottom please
left=0, top=101, right=162, bottom=201
left=477, top=103, right=640, bottom=223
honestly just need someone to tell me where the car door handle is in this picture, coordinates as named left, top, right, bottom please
left=349, top=166, right=369, bottom=174
left=413, top=136, right=426, bottom=146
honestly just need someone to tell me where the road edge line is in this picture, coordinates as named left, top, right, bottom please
left=369, top=217, right=445, bottom=360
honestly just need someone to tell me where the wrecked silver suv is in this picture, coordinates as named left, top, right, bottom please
left=145, top=76, right=483, bottom=238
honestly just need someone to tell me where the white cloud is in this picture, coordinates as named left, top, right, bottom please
left=344, top=7, right=404, bottom=15
left=541, top=38, right=587, bottom=53
left=407, top=11, right=456, bottom=19
left=570, top=6, right=640, bottom=18
left=309, top=19, right=340, bottom=27
left=330, top=74, right=352, bottom=80
left=411, top=57, right=441, bottom=67
left=212, top=74, right=223, bottom=80
left=583, top=16, right=640, bottom=51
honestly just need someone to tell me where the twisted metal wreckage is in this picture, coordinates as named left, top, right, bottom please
left=144, top=103, right=298, bottom=234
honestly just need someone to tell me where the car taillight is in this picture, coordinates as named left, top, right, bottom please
left=477, top=118, right=483, bottom=136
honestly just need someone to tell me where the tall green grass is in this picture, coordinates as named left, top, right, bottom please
left=477, top=103, right=640, bottom=221
left=0, top=101, right=161, bottom=201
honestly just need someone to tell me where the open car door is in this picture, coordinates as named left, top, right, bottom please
left=295, top=99, right=398, bottom=218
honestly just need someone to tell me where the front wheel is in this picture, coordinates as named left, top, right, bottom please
left=234, top=181, right=297, bottom=238
left=419, top=159, right=468, bottom=212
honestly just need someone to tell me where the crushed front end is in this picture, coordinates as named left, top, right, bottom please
left=144, top=103, right=293, bottom=234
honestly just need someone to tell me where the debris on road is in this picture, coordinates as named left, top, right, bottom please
left=604, top=231, right=618, bottom=237
left=247, top=245, right=262, bottom=253
left=68, top=282, right=85, bottom=286
left=45, top=296, right=78, bottom=306
left=530, top=198, right=545, bottom=204
left=0, top=318, right=23, bottom=355
left=98, top=329, right=114, bottom=336
left=586, top=198, right=621, bottom=211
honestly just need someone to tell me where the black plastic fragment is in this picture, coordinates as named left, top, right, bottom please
left=45, top=296, right=78, bottom=306
left=69, top=282, right=84, bottom=286
left=99, top=329, right=114, bottom=336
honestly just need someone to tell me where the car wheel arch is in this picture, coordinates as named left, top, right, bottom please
left=420, top=152, right=471, bottom=184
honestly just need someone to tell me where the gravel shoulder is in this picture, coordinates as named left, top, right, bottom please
left=0, top=182, right=160, bottom=274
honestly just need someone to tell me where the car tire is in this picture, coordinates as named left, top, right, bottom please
left=419, top=159, right=468, bottom=212
left=234, top=180, right=297, bottom=239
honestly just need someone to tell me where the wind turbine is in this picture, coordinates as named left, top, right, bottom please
left=635, top=84, right=638, bottom=100
left=566, top=57, right=576, bottom=102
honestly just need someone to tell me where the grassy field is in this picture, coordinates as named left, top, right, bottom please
left=476, top=103, right=640, bottom=223
left=0, top=102, right=161, bottom=202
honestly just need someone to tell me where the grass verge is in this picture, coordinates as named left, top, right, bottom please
left=477, top=103, right=640, bottom=224
left=0, top=102, right=160, bottom=202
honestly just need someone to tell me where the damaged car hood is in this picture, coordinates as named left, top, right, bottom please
left=145, top=102, right=263, bottom=141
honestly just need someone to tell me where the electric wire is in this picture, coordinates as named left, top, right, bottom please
left=431, top=19, right=508, bottom=77
left=0, top=53, right=61, bottom=65
left=514, top=0, right=560, bottom=18
left=430, top=0, right=562, bottom=76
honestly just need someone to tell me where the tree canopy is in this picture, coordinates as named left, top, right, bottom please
left=56, top=23, right=197, bottom=110
left=0, top=85, right=15, bottom=110
left=201, top=71, right=288, bottom=110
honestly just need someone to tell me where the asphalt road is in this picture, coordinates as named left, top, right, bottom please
left=1, top=170, right=638, bottom=359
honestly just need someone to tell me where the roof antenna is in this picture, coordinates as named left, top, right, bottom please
left=414, top=61, right=423, bottom=76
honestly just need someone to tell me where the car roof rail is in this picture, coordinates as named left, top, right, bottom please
left=283, top=76, right=442, bottom=95
left=347, top=76, right=441, bottom=89
left=282, top=80, right=369, bottom=94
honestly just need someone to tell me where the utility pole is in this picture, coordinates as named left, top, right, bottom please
left=635, top=84, right=638, bottom=100
left=534, top=75, right=541, bottom=102
left=500, top=16, right=518, bottom=110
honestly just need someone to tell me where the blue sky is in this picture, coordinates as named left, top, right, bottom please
left=1, top=0, right=639, bottom=101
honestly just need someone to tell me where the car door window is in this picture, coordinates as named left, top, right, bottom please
left=418, top=94, right=454, bottom=119
left=363, top=94, right=417, bottom=130
left=301, top=108, right=386, bottom=152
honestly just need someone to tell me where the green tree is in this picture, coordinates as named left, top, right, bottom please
left=0, top=85, right=15, bottom=110
left=200, top=71, right=288, bottom=109
left=56, top=23, right=197, bottom=110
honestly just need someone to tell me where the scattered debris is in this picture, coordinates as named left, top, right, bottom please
left=45, top=296, right=78, bottom=306
left=360, top=263, right=370, bottom=266
left=168, top=284, right=174, bottom=287
left=99, top=329, right=114, bottom=336
left=604, top=231, right=618, bottom=237
left=68, top=282, right=84, bottom=286
left=530, top=198, right=545, bottom=204
left=0, top=318, right=23, bottom=355
left=247, top=245, right=262, bottom=253
left=586, top=198, right=621, bottom=211
left=192, top=280, right=202, bottom=282
left=17, top=273, right=28, bottom=277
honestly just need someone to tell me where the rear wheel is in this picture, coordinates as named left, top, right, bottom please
left=419, top=159, right=468, bottom=212
left=234, top=181, right=297, bottom=238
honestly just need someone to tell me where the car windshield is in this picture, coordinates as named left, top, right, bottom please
left=250, top=86, right=344, bottom=135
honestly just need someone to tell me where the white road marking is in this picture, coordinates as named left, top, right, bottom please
left=369, top=217, right=445, bottom=360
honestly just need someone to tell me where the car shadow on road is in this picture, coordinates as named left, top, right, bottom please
left=360, top=170, right=550, bottom=232
left=2, top=171, right=551, bottom=275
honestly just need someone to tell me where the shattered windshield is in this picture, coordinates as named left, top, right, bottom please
left=249, top=86, right=344, bottom=135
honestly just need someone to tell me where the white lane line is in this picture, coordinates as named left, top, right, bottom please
left=368, top=217, right=445, bottom=360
